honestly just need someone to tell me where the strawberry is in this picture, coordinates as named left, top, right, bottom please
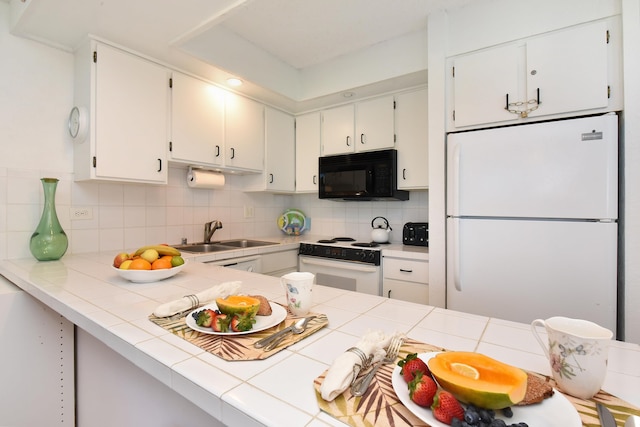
left=408, top=372, right=437, bottom=407
left=195, top=309, right=216, bottom=328
left=230, top=314, right=256, bottom=332
left=211, top=313, right=229, bottom=332
left=431, top=390, right=465, bottom=425
left=398, top=353, right=430, bottom=383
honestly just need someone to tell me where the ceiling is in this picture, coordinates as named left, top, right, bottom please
left=8, top=0, right=476, bottom=112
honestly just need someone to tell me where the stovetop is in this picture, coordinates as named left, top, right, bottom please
left=298, top=237, right=383, bottom=265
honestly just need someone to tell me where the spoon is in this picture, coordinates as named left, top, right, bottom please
left=263, top=316, right=316, bottom=351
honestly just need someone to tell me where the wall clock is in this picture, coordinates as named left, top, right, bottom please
left=68, top=106, right=88, bottom=142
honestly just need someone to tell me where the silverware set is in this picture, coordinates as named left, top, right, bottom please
left=351, top=334, right=404, bottom=396
left=253, top=315, right=317, bottom=351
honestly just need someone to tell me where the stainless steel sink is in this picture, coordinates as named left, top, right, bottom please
left=218, top=239, right=278, bottom=248
left=175, top=239, right=278, bottom=253
left=174, top=243, right=230, bottom=253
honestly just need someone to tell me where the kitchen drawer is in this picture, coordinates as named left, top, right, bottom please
left=383, top=278, right=429, bottom=304
left=383, top=258, right=428, bottom=284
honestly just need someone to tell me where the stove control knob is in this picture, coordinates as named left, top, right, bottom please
left=368, top=252, right=376, bottom=261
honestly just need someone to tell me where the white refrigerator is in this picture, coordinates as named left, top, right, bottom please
left=446, top=113, right=618, bottom=333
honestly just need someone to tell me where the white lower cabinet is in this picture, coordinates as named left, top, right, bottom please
left=382, top=256, right=429, bottom=304
left=262, top=249, right=299, bottom=277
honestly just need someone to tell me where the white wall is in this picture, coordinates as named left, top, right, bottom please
left=0, top=2, right=428, bottom=261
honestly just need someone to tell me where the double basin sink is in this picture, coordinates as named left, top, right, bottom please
left=174, top=239, right=278, bottom=253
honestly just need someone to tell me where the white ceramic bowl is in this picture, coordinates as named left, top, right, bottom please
left=112, top=260, right=187, bottom=283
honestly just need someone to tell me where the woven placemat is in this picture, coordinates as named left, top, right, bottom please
left=313, top=338, right=640, bottom=427
left=149, top=305, right=328, bottom=361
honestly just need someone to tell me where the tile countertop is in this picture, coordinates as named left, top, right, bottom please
left=1, top=246, right=637, bottom=427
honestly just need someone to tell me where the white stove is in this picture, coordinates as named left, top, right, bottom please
left=298, top=237, right=383, bottom=295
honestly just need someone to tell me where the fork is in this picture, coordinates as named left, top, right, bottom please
left=350, top=334, right=404, bottom=396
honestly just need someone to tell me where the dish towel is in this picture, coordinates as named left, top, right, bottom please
left=320, top=330, right=403, bottom=402
left=152, top=281, right=242, bottom=317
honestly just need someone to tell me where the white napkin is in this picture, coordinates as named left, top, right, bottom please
left=152, top=281, right=242, bottom=317
left=320, top=330, right=402, bottom=401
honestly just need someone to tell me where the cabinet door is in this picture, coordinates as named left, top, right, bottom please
left=452, top=44, right=521, bottom=128
left=383, top=279, right=429, bottom=304
left=527, top=20, right=608, bottom=118
left=321, top=104, right=354, bottom=155
left=170, top=72, right=224, bottom=166
left=355, top=96, right=395, bottom=152
left=295, top=112, right=320, bottom=192
left=265, top=108, right=295, bottom=192
left=395, top=89, right=428, bottom=189
left=95, top=43, right=169, bottom=183
left=225, top=92, right=264, bottom=171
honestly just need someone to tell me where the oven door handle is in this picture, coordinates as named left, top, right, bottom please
left=299, top=257, right=379, bottom=273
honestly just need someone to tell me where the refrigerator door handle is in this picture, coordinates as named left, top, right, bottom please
left=447, top=139, right=461, bottom=216
left=448, top=218, right=462, bottom=291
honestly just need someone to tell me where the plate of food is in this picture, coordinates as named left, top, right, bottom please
left=185, top=297, right=287, bottom=336
left=392, top=352, right=581, bottom=427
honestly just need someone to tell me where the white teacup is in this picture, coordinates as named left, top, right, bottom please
left=531, top=316, right=613, bottom=399
left=281, top=272, right=314, bottom=316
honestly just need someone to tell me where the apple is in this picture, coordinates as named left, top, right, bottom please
left=113, top=252, right=131, bottom=268
left=140, top=248, right=159, bottom=263
left=119, top=260, right=133, bottom=270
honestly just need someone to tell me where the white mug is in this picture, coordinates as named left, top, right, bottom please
left=281, top=272, right=314, bottom=316
left=531, top=316, right=612, bottom=399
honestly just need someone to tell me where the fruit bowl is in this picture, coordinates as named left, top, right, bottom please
left=112, top=260, right=187, bottom=283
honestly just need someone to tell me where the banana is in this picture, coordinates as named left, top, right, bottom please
left=133, top=245, right=181, bottom=257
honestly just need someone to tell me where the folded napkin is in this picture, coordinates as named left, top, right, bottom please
left=320, top=330, right=403, bottom=401
left=152, top=281, right=242, bottom=317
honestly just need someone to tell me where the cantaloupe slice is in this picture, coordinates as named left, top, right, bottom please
left=428, top=352, right=528, bottom=409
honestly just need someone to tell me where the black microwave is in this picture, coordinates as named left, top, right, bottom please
left=318, top=149, right=409, bottom=201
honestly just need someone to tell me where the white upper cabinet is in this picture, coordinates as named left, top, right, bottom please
left=224, top=92, right=265, bottom=172
left=355, top=96, right=395, bottom=152
left=395, top=88, right=428, bottom=189
left=449, top=19, right=617, bottom=130
left=169, top=72, right=225, bottom=167
left=265, top=108, right=295, bottom=192
left=321, top=96, right=396, bottom=156
left=73, top=40, right=169, bottom=184
left=295, top=112, right=321, bottom=193
left=321, top=104, right=354, bottom=156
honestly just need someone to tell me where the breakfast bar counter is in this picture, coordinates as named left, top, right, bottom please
left=1, top=252, right=638, bottom=426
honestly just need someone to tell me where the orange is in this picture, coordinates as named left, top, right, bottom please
left=151, top=257, right=172, bottom=270
left=129, top=258, right=152, bottom=270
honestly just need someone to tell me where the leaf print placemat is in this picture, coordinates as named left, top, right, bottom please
left=313, top=338, right=640, bottom=427
left=149, top=305, right=328, bottom=361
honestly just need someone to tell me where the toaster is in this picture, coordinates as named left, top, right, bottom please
left=403, top=222, right=428, bottom=246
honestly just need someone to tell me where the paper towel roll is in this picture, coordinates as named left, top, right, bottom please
left=187, top=168, right=225, bottom=189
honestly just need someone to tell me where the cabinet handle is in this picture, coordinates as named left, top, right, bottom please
left=157, top=158, right=162, bottom=172
left=215, top=145, right=220, bottom=157
left=403, top=169, right=407, bottom=180
left=360, top=133, right=366, bottom=144
left=346, top=136, right=351, bottom=146
left=505, top=93, right=509, bottom=110
left=230, top=147, right=235, bottom=159
left=536, top=88, right=541, bottom=105
left=313, top=175, right=317, bottom=185
left=269, top=173, right=274, bottom=183
left=387, top=290, right=392, bottom=298
left=399, top=269, right=413, bottom=273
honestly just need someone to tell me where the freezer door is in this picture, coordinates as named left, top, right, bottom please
left=446, top=218, right=617, bottom=333
left=447, top=114, right=618, bottom=219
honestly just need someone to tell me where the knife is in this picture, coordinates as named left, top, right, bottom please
left=597, top=402, right=617, bottom=427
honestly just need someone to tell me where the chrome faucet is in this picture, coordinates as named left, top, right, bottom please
left=203, top=220, right=223, bottom=243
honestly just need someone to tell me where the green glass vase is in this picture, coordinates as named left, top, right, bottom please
left=29, top=178, right=68, bottom=261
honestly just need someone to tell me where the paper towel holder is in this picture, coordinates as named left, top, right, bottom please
left=187, top=166, right=225, bottom=189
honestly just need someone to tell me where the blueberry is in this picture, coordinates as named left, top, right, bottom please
left=479, top=409, right=493, bottom=422
left=490, top=420, right=507, bottom=427
left=464, top=410, right=480, bottom=425
left=451, top=419, right=463, bottom=427
left=501, top=407, right=513, bottom=418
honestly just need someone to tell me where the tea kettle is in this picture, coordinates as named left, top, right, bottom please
left=371, top=216, right=392, bottom=243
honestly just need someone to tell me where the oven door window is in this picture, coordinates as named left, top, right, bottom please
left=315, top=272, right=358, bottom=292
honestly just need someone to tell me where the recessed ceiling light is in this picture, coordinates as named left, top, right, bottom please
left=343, top=92, right=355, bottom=98
left=227, top=78, right=243, bottom=87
